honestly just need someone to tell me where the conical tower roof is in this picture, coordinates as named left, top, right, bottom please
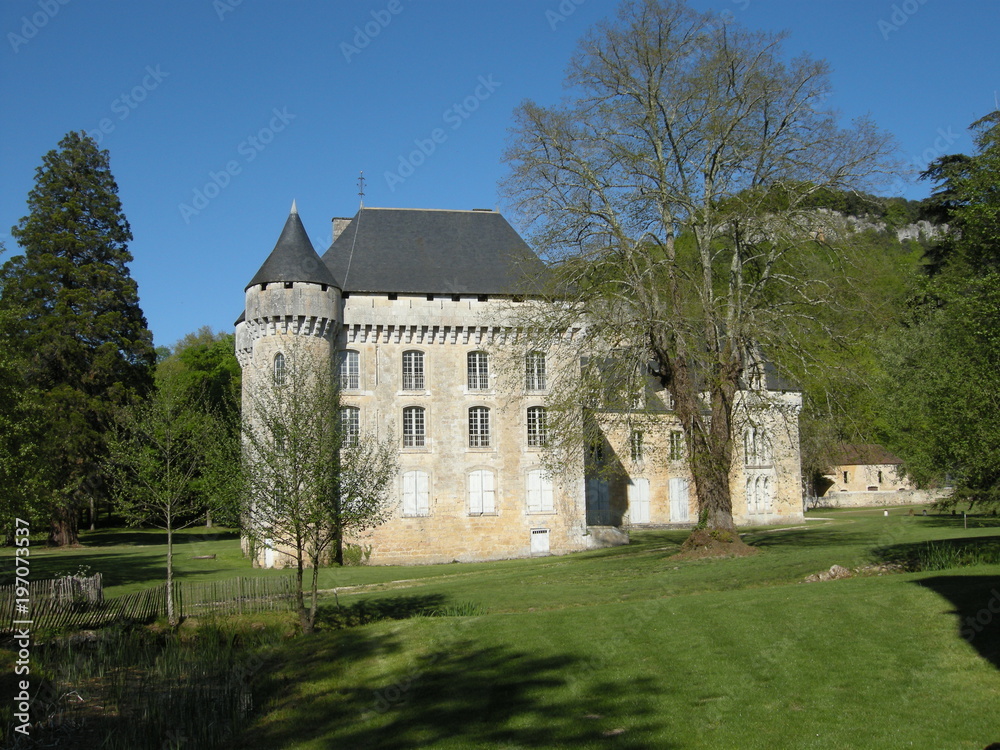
left=246, top=201, right=339, bottom=290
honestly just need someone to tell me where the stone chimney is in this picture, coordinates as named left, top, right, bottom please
left=332, top=217, right=353, bottom=243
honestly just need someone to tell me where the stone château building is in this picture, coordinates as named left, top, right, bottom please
left=236, top=203, right=804, bottom=566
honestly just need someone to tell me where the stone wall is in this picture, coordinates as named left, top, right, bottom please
left=809, top=489, right=944, bottom=509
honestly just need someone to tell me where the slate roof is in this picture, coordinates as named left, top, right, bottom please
left=830, top=444, right=904, bottom=466
left=321, top=208, right=548, bottom=295
left=246, top=203, right=339, bottom=291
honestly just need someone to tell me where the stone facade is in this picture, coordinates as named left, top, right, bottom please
left=237, top=205, right=805, bottom=566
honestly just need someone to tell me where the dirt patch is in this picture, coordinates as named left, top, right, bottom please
left=671, top=529, right=760, bottom=560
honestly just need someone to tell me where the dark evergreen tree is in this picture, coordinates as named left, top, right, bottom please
left=881, top=112, right=1000, bottom=509
left=1, top=131, right=155, bottom=545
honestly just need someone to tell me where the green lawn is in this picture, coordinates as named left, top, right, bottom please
left=3, top=507, right=999, bottom=748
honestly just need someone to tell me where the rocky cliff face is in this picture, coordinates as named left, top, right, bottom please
left=808, top=207, right=947, bottom=243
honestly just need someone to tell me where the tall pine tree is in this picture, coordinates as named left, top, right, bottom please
left=2, top=131, right=154, bottom=545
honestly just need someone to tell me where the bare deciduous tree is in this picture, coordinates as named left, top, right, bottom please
left=502, top=0, right=896, bottom=533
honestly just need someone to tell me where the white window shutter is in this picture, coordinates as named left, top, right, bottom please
left=416, top=471, right=429, bottom=515
left=402, top=471, right=416, bottom=516
left=482, top=470, right=496, bottom=514
left=469, top=471, right=483, bottom=514
left=527, top=470, right=541, bottom=512
left=540, top=472, right=554, bottom=512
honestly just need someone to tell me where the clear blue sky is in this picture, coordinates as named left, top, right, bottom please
left=1, top=0, right=996, bottom=350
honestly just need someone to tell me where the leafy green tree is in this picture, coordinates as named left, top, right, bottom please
left=503, top=0, right=896, bottom=532
left=881, top=111, right=1000, bottom=508
left=240, top=344, right=397, bottom=633
left=159, top=327, right=241, bottom=419
left=0, top=285, right=52, bottom=529
left=1, top=132, right=155, bottom=545
left=107, top=379, right=228, bottom=625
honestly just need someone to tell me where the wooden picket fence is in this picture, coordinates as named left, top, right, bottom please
left=0, top=574, right=296, bottom=633
left=175, top=575, right=297, bottom=617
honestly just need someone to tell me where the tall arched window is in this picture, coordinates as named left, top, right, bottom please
left=340, top=406, right=360, bottom=446
left=527, top=406, right=547, bottom=447
left=525, top=351, right=546, bottom=390
left=273, top=353, right=286, bottom=385
left=468, top=469, right=496, bottom=514
left=339, top=350, right=359, bottom=390
left=527, top=469, right=554, bottom=513
left=402, top=470, right=430, bottom=516
left=403, top=406, right=426, bottom=447
left=467, top=351, right=489, bottom=390
left=469, top=406, right=490, bottom=447
left=402, top=350, right=425, bottom=390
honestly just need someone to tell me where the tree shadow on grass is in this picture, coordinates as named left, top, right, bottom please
left=317, top=594, right=448, bottom=630
left=911, top=513, right=1000, bottom=530
left=872, top=536, right=1000, bottom=569
left=241, top=627, right=672, bottom=750
left=79, top=528, right=241, bottom=547
left=913, top=575, right=1000, bottom=671
left=744, top=528, right=875, bottom=550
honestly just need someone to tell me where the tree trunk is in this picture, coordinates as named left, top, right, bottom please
left=89, top=496, right=96, bottom=531
left=295, top=554, right=310, bottom=633
left=48, top=503, right=79, bottom=546
left=166, top=522, right=177, bottom=626
left=654, top=341, right=739, bottom=533
left=205, top=509, right=212, bottom=528
left=308, top=562, right=320, bottom=633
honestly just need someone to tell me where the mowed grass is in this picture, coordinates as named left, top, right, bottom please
left=3, top=507, right=999, bottom=748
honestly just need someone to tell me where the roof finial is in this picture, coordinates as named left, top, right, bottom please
left=357, top=171, right=365, bottom=208
left=290, top=199, right=298, bottom=215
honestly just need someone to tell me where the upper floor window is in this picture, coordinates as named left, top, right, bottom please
left=402, top=470, right=430, bottom=516
left=744, top=425, right=770, bottom=467
left=669, top=430, right=684, bottom=460
left=527, top=406, right=547, bottom=447
left=402, top=350, right=424, bottom=390
left=340, top=406, right=360, bottom=446
left=469, top=406, right=490, bottom=448
left=630, top=430, right=644, bottom=462
left=525, top=352, right=546, bottom=391
left=339, top=350, right=359, bottom=390
left=468, top=351, right=489, bottom=390
left=273, top=353, right=286, bottom=386
left=403, top=406, right=426, bottom=448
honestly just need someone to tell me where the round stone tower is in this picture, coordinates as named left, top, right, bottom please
left=235, top=201, right=341, bottom=566
left=235, top=200, right=341, bottom=385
